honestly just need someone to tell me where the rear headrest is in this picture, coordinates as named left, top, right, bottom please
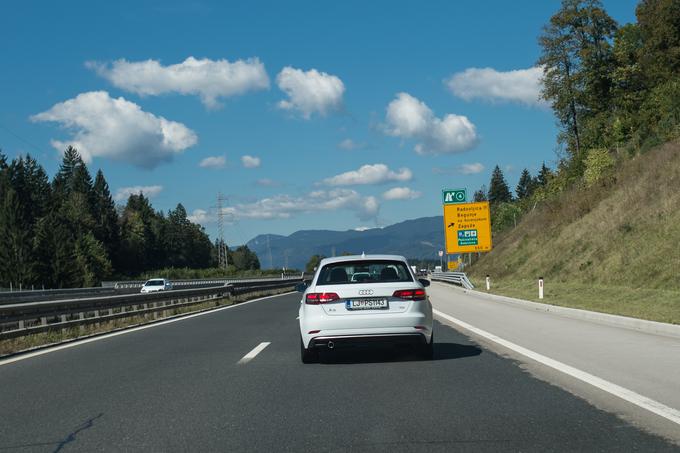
left=380, top=267, right=398, bottom=281
left=329, top=268, right=348, bottom=283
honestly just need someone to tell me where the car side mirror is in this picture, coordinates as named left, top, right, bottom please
left=418, top=278, right=430, bottom=287
left=295, top=282, right=308, bottom=293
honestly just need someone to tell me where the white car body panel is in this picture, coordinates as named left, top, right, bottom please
left=140, top=278, right=173, bottom=293
left=299, top=254, right=433, bottom=349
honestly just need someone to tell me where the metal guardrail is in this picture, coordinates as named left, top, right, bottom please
left=106, top=275, right=305, bottom=290
left=430, top=272, right=475, bottom=290
left=0, top=274, right=306, bottom=304
left=0, top=277, right=302, bottom=340
left=0, top=287, right=120, bottom=305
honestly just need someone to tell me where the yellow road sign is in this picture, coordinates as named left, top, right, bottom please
left=447, top=261, right=459, bottom=270
left=444, top=201, right=492, bottom=253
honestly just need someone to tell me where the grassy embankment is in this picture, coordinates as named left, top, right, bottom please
left=468, top=140, right=680, bottom=324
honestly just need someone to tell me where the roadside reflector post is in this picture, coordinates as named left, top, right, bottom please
left=538, top=277, right=544, bottom=300
left=485, top=275, right=490, bottom=291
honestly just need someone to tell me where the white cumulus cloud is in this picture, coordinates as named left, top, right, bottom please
left=338, top=138, right=364, bottom=150
left=276, top=67, right=345, bottom=118
left=255, top=178, right=281, bottom=187
left=445, top=66, right=546, bottom=107
left=87, top=57, right=270, bottom=109
left=188, top=208, right=213, bottom=224
left=241, top=155, right=261, bottom=168
left=432, top=162, right=485, bottom=175
left=199, top=155, right=226, bottom=168
left=196, top=189, right=380, bottom=223
left=384, top=93, right=478, bottom=155
left=458, top=162, right=485, bottom=174
left=31, top=91, right=197, bottom=169
left=114, top=185, right=163, bottom=202
left=382, top=187, right=422, bottom=200
left=322, top=163, right=412, bottom=186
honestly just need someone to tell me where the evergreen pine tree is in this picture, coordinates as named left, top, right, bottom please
left=0, top=187, right=33, bottom=287
left=516, top=169, right=535, bottom=199
left=488, top=165, right=512, bottom=204
left=92, top=169, right=120, bottom=268
left=536, top=162, right=553, bottom=186
left=52, top=146, right=84, bottom=198
left=33, top=212, right=79, bottom=288
left=74, top=232, right=113, bottom=287
left=473, top=185, right=488, bottom=202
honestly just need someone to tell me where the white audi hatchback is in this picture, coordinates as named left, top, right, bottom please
left=298, top=254, right=433, bottom=363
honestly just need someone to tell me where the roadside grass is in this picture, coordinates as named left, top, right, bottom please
left=0, top=287, right=293, bottom=357
left=468, top=277, right=680, bottom=325
left=472, top=141, right=680, bottom=291
left=465, top=141, right=680, bottom=325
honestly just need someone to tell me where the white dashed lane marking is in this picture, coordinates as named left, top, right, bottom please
left=237, top=342, right=271, bottom=364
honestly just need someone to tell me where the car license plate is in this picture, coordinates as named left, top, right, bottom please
left=346, top=298, right=388, bottom=310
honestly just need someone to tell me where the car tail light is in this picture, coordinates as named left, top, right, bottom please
left=305, top=292, right=340, bottom=304
left=392, top=289, right=426, bottom=300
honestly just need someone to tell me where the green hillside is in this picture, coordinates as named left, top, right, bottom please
left=465, top=0, right=680, bottom=323
left=469, top=141, right=680, bottom=323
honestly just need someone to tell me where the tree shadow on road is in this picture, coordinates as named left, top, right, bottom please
left=318, top=342, right=482, bottom=365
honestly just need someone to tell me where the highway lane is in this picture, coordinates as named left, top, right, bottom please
left=428, top=282, right=680, bottom=419
left=0, top=292, right=676, bottom=452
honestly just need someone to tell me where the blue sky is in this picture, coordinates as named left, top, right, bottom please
left=1, top=0, right=638, bottom=245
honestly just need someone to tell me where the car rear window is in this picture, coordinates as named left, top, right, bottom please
left=316, top=260, right=413, bottom=285
left=145, top=280, right=165, bottom=286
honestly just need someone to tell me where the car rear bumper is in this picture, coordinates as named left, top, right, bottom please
left=309, top=333, right=427, bottom=349
left=302, top=325, right=432, bottom=348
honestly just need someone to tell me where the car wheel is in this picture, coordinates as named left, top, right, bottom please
left=420, top=333, right=434, bottom=360
left=300, top=337, right=318, bottom=364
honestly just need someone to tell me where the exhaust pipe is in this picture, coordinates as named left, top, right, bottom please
left=327, top=341, right=335, bottom=349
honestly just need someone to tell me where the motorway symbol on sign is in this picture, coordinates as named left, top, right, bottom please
left=442, top=189, right=467, bottom=204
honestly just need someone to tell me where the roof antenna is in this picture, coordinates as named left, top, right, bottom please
left=361, top=251, right=365, bottom=258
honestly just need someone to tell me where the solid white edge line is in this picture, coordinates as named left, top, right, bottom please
left=0, top=292, right=294, bottom=367
left=433, top=309, right=680, bottom=426
left=237, top=342, right=271, bottom=364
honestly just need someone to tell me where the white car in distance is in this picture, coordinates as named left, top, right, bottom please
left=297, top=254, right=433, bottom=363
left=140, top=278, right=173, bottom=293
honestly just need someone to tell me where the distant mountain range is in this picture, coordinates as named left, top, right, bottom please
left=246, top=216, right=445, bottom=270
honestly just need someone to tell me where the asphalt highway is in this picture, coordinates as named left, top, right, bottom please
left=0, top=292, right=677, bottom=452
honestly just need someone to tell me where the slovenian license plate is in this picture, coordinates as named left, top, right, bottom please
left=346, top=298, right=389, bottom=310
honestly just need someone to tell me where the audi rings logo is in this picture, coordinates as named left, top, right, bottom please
left=358, top=289, right=374, bottom=296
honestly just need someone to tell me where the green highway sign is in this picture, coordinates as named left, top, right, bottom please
left=442, top=188, right=467, bottom=204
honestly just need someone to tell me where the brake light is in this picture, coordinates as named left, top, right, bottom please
left=305, top=292, right=340, bottom=304
left=392, top=289, right=426, bottom=300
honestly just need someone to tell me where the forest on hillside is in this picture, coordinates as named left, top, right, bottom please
left=470, top=0, right=679, bottom=234
left=0, top=147, right=261, bottom=289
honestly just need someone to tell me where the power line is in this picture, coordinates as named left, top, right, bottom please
left=0, top=121, right=50, bottom=157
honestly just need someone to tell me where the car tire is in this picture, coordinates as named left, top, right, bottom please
left=420, top=333, right=434, bottom=360
left=301, top=337, right=318, bottom=364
